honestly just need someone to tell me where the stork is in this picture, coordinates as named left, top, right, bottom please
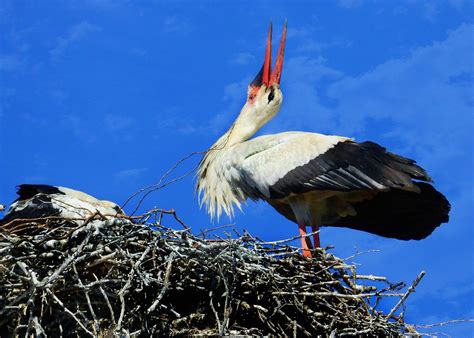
left=0, top=184, right=124, bottom=225
left=196, top=23, right=450, bottom=257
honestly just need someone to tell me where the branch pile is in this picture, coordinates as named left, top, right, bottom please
left=0, top=212, right=421, bottom=336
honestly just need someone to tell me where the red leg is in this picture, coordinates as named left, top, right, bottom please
left=311, top=224, right=321, bottom=248
left=298, top=222, right=313, bottom=258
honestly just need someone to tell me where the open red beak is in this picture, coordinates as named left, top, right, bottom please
left=251, top=21, right=287, bottom=88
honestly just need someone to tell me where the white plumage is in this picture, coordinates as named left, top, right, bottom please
left=198, top=131, right=350, bottom=219
left=237, top=132, right=352, bottom=197
left=1, top=184, right=123, bottom=225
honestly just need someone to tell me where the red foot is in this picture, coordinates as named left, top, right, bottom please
left=298, top=222, right=321, bottom=258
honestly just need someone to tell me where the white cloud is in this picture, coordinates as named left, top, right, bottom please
left=104, top=114, right=133, bottom=131
left=209, top=78, right=249, bottom=134
left=265, top=55, right=343, bottom=134
left=50, top=22, right=101, bottom=61
left=0, top=55, right=23, bottom=71
left=114, top=167, right=148, bottom=180
left=421, top=2, right=439, bottom=22
left=163, top=16, right=189, bottom=34
left=0, top=0, right=12, bottom=23
left=61, top=114, right=96, bottom=143
left=68, top=0, right=131, bottom=11
left=274, top=23, right=473, bottom=162
left=59, top=112, right=133, bottom=143
left=230, top=52, right=256, bottom=65
left=284, top=25, right=352, bottom=55
left=49, top=89, right=69, bottom=104
left=296, top=40, right=353, bottom=54
left=337, top=0, right=364, bottom=9
left=130, top=47, right=147, bottom=57
left=157, top=78, right=249, bottom=137
left=286, top=26, right=312, bottom=39
left=447, top=0, right=471, bottom=10
left=337, top=0, right=472, bottom=17
left=325, top=23, right=473, bottom=154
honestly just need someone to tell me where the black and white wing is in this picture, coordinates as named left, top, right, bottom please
left=234, top=132, right=449, bottom=240
left=1, top=184, right=123, bottom=225
left=235, top=132, right=429, bottom=199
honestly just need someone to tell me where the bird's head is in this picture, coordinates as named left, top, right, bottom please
left=100, top=200, right=125, bottom=215
left=231, top=22, right=287, bottom=143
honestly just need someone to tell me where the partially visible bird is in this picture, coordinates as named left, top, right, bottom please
left=196, top=22, right=450, bottom=257
left=0, top=184, right=124, bottom=225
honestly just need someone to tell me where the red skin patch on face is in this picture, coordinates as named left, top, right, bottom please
left=248, top=85, right=260, bottom=104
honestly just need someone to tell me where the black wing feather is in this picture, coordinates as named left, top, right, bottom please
left=15, top=184, right=64, bottom=201
left=331, top=182, right=450, bottom=240
left=0, top=195, right=61, bottom=225
left=268, top=141, right=431, bottom=199
left=268, top=182, right=450, bottom=240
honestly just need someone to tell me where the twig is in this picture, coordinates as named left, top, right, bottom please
left=261, top=229, right=320, bottom=246
left=46, top=289, right=94, bottom=337
left=132, top=208, right=191, bottom=232
left=414, top=319, right=474, bottom=328
left=73, top=264, right=98, bottom=336
left=122, top=151, right=206, bottom=215
left=273, top=291, right=405, bottom=298
left=95, top=274, right=117, bottom=327
left=209, top=290, right=222, bottom=334
left=387, top=271, right=426, bottom=319
left=147, top=252, right=176, bottom=313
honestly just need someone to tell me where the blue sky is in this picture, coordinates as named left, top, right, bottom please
left=1, top=0, right=473, bottom=335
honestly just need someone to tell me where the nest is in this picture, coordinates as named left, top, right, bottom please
left=0, top=210, right=422, bottom=336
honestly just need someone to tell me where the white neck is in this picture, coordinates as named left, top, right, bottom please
left=196, top=86, right=282, bottom=220
left=219, top=101, right=276, bottom=148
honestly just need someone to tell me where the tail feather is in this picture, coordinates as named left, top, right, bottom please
left=333, top=182, right=450, bottom=240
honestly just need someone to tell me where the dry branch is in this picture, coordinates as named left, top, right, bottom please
left=0, top=211, right=424, bottom=336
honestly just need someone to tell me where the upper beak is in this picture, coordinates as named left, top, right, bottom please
left=270, top=20, right=287, bottom=86
left=250, top=21, right=287, bottom=88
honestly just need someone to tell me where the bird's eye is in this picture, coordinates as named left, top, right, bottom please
left=268, top=89, right=275, bottom=103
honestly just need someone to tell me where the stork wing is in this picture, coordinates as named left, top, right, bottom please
left=236, top=132, right=431, bottom=199
left=1, top=184, right=122, bottom=225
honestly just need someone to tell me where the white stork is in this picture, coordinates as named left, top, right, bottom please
left=196, top=23, right=450, bottom=257
left=1, top=184, right=124, bottom=225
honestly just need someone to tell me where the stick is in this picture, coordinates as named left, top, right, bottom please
left=387, top=271, right=426, bottom=319
left=414, top=319, right=474, bottom=328
left=47, top=290, right=94, bottom=337
left=147, top=253, right=175, bottom=313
